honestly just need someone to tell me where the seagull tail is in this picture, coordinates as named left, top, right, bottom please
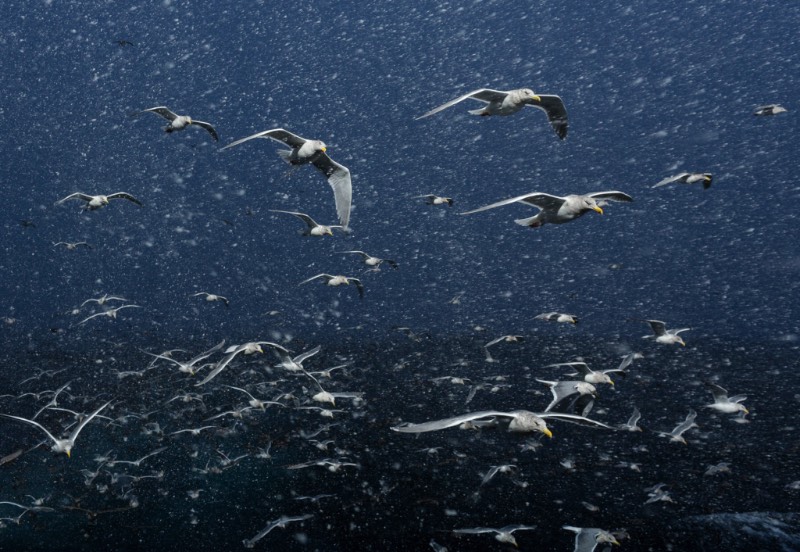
left=276, top=149, right=293, bottom=164
left=468, top=108, right=486, bottom=116
left=514, top=215, right=542, bottom=228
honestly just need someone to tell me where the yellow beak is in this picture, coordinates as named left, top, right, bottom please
left=531, top=94, right=541, bottom=102
left=542, top=427, right=553, bottom=438
left=609, top=380, right=615, bottom=386
left=321, top=146, right=327, bottom=152
left=592, top=205, right=604, bottom=215
left=66, top=450, right=71, bottom=458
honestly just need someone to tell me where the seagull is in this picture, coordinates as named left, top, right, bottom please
left=53, top=241, right=91, bottom=250
left=191, top=292, right=230, bottom=307
left=537, top=379, right=598, bottom=417
left=106, top=446, right=168, bottom=468
left=133, top=106, right=219, bottom=141
left=146, top=340, right=225, bottom=376
left=223, top=385, right=284, bottom=411
left=658, top=409, right=698, bottom=444
left=618, top=406, right=643, bottom=432
left=562, top=526, right=621, bottom=552
left=195, top=341, right=288, bottom=386
left=640, top=319, right=689, bottom=346
left=549, top=361, right=616, bottom=385
left=57, top=192, right=143, bottom=210
left=275, top=345, right=321, bottom=372
left=81, top=294, right=128, bottom=307
left=416, top=87, right=568, bottom=140
left=415, top=194, right=454, bottom=206
left=653, top=172, right=713, bottom=189
left=169, top=425, right=218, bottom=437
left=78, top=304, right=141, bottom=325
left=645, top=483, right=676, bottom=504
left=270, top=210, right=343, bottom=236
left=222, top=128, right=351, bottom=228
left=704, top=383, right=748, bottom=415
left=242, top=514, right=313, bottom=549
left=754, top=104, right=787, bottom=116
left=391, top=409, right=615, bottom=438
left=452, top=525, right=538, bottom=547
left=535, top=312, right=579, bottom=324
left=0, top=401, right=111, bottom=457
left=483, top=335, right=524, bottom=363
left=461, top=191, right=633, bottom=228
left=300, top=274, right=364, bottom=298
left=340, top=250, right=398, bottom=270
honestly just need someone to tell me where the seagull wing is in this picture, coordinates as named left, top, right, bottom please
left=190, top=120, right=219, bottom=141
left=293, top=345, right=322, bottom=365
left=58, top=193, right=95, bottom=204
left=653, top=173, right=687, bottom=188
left=588, top=191, right=633, bottom=203
left=0, top=414, right=61, bottom=446
left=311, top=153, right=352, bottom=228
left=528, top=94, right=568, bottom=139
left=299, top=274, right=334, bottom=286
left=706, top=383, right=729, bottom=402
left=646, top=320, right=668, bottom=336
left=416, top=88, right=510, bottom=119
left=69, top=401, right=112, bottom=442
left=350, top=277, right=365, bottom=298
left=460, top=192, right=563, bottom=216
left=549, top=362, right=592, bottom=376
left=538, top=412, right=616, bottom=430
left=188, top=339, right=226, bottom=366
left=672, top=409, right=698, bottom=436
left=221, top=128, right=307, bottom=151
left=140, top=106, right=179, bottom=121
left=391, top=411, right=514, bottom=433
left=107, top=192, right=143, bottom=206
left=271, top=210, right=318, bottom=229
left=195, top=345, right=248, bottom=386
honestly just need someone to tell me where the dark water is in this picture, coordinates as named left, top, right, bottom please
left=1, top=334, right=799, bottom=550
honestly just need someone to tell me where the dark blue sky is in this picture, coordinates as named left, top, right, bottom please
left=2, top=0, right=799, bottom=346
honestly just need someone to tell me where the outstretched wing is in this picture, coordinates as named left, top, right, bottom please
left=460, top=192, right=564, bottom=216
left=57, top=193, right=95, bottom=204
left=538, top=412, right=616, bottom=430
left=588, top=191, right=633, bottom=203
left=270, top=210, right=318, bottom=229
left=299, top=274, right=334, bottom=285
left=221, top=128, right=307, bottom=151
left=70, top=401, right=112, bottom=441
left=528, top=94, right=568, bottom=139
left=139, top=106, right=179, bottom=121
left=391, top=411, right=513, bottom=433
left=107, top=192, right=143, bottom=206
left=191, top=120, right=219, bottom=141
left=646, top=320, right=667, bottom=336
left=652, top=173, right=687, bottom=188
left=416, top=89, right=510, bottom=119
left=0, top=414, right=60, bottom=446
left=311, top=154, right=352, bottom=228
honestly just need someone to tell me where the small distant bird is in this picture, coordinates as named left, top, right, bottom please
left=753, top=104, right=787, bottom=116
left=483, top=335, right=524, bottom=363
left=300, top=274, right=364, bottom=298
left=550, top=361, right=616, bottom=386
left=78, top=304, right=141, bottom=325
left=415, top=194, right=454, bottom=206
left=704, top=383, right=748, bottom=415
left=270, top=210, right=343, bottom=236
left=452, top=525, right=538, bottom=547
left=340, top=250, right=398, bottom=270
left=535, top=312, right=579, bottom=324
left=618, top=406, right=643, bottom=432
left=53, top=241, right=91, bottom=250
left=116, top=39, right=135, bottom=47
left=537, top=379, right=598, bottom=417
left=19, top=220, right=36, bottom=228
left=191, top=292, right=230, bottom=307
left=133, top=106, right=219, bottom=141
left=242, top=514, right=314, bottom=549
left=81, top=294, right=127, bottom=307
left=417, top=87, right=568, bottom=140
left=653, top=172, right=713, bottom=190
left=562, top=525, right=621, bottom=552
left=640, top=319, right=689, bottom=346
left=222, top=128, right=351, bottom=228
left=57, top=192, right=142, bottom=210
left=461, top=191, right=632, bottom=228
left=658, top=409, right=698, bottom=444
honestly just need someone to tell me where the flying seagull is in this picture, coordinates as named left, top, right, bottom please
left=653, top=172, right=713, bottom=189
left=191, top=292, right=230, bottom=307
left=562, top=526, right=621, bottom=552
left=640, top=319, right=689, bottom=346
left=0, top=401, right=111, bottom=457
left=415, top=194, right=454, bottom=206
left=57, top=192, right=142, bottom=210
left=133, top=106, right=219, bottom=141
left=461, top=191, right=632, bottom=228
left=222, top=128, right=352, bottom=228
left=269, top=210, right=343, bottom=237
left=754, top=104, right=787, bottom=116
left=452, top=525, right=538, bottom=547
left=704, top=383, right=748, bottom=415
left=300, top=274, right=364, bottom=298
left=535, top=312, right=579, bottom=324
left=391, top=409, right=615, bottom=438
left=416, top=87, right=568, bottom=139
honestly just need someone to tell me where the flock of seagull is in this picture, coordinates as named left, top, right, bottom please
left=2, top=81, right=790, bottom=551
